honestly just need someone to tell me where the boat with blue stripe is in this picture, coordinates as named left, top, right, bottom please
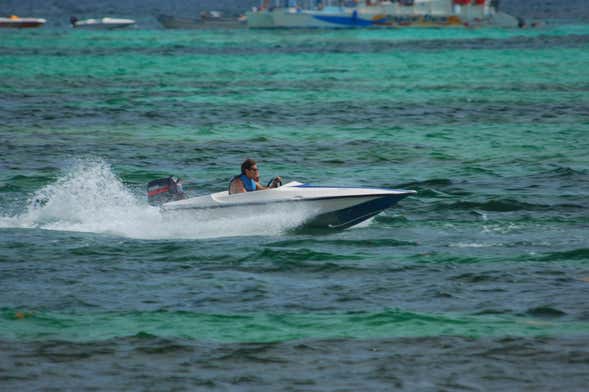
left=246, top=0, right=520, bottom=29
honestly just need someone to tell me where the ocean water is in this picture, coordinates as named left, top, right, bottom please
left=1, top=25, right=589, bottom=390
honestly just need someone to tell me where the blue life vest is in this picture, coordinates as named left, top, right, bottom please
left=239, top=174, right=256, bottom=192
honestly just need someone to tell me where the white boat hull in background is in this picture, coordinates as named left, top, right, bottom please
left=72, top=17, right=136, bottom=30
left=0, top=16, right=46, bottom=28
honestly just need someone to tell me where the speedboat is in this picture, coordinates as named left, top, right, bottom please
left=70, top=16, right=136, bottom=30
left=0, top=15, right=46, bottom=28
left=151, top=179, right=415, bottom=230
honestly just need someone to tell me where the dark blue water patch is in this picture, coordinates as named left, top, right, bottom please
left=0, top=137, right=422, bottom=186
left=450, top=270, right=516, bottom=283
left=407, top=249, right=588, bottom=267
left=3, top=96, right=588, bottom=130
left=401, top=178, right=454, bottom=188
left=2, top=34, right=589, bottom=57
left=435, top=198, right=585, bottom=212
left=239, top=247, right=365, bottom=270
left=1, top=336, right=588, bottom=391
left=2, top=226, right=587, bottom=316
left=528, top=166, right=589, bottom=186
left=531, top=248, right=589, bottom=262
left=428, top=82, right=589, bottom=93
left=525, top=306, right=568, bottom=318
left=269, top=238, right=418, bottom=248
left=0, top=175, right=59, bottom=193
left=545, top=166, right=589, bottom=177
left=0, top=229, right=241, bottom=264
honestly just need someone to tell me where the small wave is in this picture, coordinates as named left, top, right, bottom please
left=414, top=188, right=452, bottom=198
left=408, top=253, right=486, bottom=264
left=450, top=272, right=508, bottom=283
left=254, top=247, right=353, bottom=262
left=535, top=248, right=589, bottom=262
left=436, top=199, right=584, bottom=212
left=442, top=199, right=541, bottom=212
left=525, top=306, right=567, bottom=319
left=449, top=242, right=498, bottom=248
left=542, top=166, right=588, bottom=178
left=398, top=178, right=455, bottom=197
left=401, top=179, right=453, bottom=188
left=2, top=174, right=54, bottom=193
left=246, top=248, right=363, bottom=273
left=0, top=158, right=308, bottom=240
left=2, top=308, right=584, bottom=342
left=269, top=238, right=417, bottom=248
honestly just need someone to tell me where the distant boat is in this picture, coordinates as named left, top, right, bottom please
left=157, top=11, right=243, bottom=29
left=200, top=10, right=224, bottom=21
left=157, top=14, right=201, bottom=29
left=247, top=0, right=520, bottom=29
left=70, top=16, right=136, bottom=30
left=0, top=15, right=46, bottom=28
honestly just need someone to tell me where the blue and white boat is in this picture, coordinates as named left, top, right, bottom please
left=268, top=5, right=376, bottom=28
left=246, top=0, right=520, bottom=29
left=160, top=181, right=415, bottom=230
left=247, top=1, right=377, bottom=29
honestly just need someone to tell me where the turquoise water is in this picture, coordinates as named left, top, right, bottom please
left=1, top=25, right=589, bottom=390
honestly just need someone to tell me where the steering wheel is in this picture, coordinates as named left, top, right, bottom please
left=266, top=177, right=282, bottom=188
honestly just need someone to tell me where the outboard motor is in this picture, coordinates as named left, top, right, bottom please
left=147, top=176, right=185, bottom=206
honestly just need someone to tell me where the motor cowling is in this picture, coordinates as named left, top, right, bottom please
left=147, top=176, right=185, bottom=206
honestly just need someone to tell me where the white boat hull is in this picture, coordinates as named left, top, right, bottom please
left=162, top=182, right=415, bottom=230
left=0, top=17, right=46, bottom=28
left=73, top=18, right=136, bottom=30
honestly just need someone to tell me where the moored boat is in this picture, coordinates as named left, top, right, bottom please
left=157, top=14, right=202, bottom=29
left=70, top=16, right=136, bottom=30
left=157, top=12, right=242, bottom=29
left=246, top=0, right=520, bottom=29
left=0, top=15, right=46, bottom=28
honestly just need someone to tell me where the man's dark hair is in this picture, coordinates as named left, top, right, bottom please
left=241, top=158, right=256, bottom=175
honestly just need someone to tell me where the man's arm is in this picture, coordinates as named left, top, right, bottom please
left=255, top=176, right=282, bottom=191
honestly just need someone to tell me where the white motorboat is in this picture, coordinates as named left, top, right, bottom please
left=70, top=17, right=136, bottom=30
left=149, top=178, right=415, bottom=230
left=0, top=15, right=46, bottom=28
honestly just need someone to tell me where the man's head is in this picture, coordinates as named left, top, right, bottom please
left=241, top=158, right=259, bottom=179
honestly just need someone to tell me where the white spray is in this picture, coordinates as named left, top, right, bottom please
left=0, top=159, right=310, bottom=240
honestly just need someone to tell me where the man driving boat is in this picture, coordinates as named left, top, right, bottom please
left=229, top=158, right=282, bottom=194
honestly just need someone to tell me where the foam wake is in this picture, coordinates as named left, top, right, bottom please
left=0, top=159, right=308, bottom=239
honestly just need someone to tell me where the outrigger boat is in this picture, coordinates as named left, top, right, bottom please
left=147, top=177, right=415, bottom=230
